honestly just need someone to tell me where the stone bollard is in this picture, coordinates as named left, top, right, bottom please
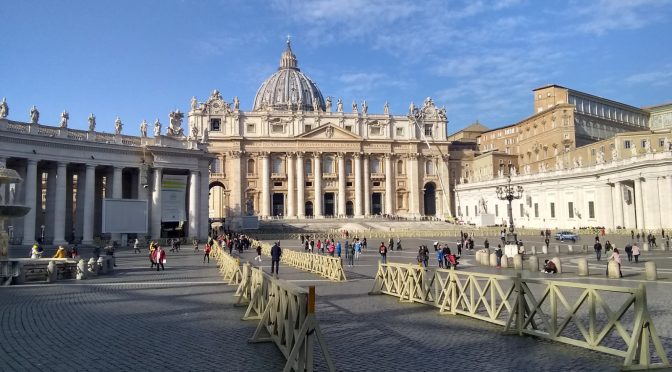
left=489, top=253, right=498, bottom=267
left=645, top=261, right=657, bottom=281
left=528, top=255, right=539, bottom=272
left=531, top=245, right=536, bottom=255
left=106, top=257, right=115, bottom=273
left=513, top=254, right=523, bottom=270
left=88, top=258, right=98, bottom=276
left=582, top=244, right=588, bottom=254
left=97, top=257, right=107, bottom=275
left=643, top=243, right=650, bottom=252
left=501, top=256, right=509, bottom=268
left=567, top=245, right=573, bottom=255
left=47, top=261, right=58, bottom=283
left=542, top=245, right=548, bottom=254
left=550, top=257, right=562, bottom=273
left=607, top=261, right=621, bottom=278
left=475, top=250, right=483, bottom=265
left=554, top=245, right=560, bottom=254
left=577, top=258, right=589, bottom=276
left=76, top=259, right=87, bottom=280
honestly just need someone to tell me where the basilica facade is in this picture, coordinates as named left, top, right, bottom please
left=191, top=41, right=452, bottom=226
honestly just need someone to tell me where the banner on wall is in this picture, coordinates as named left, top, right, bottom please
left=161, top=174, right=188, bottom=222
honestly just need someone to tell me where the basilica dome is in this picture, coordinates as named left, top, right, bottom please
left=252, top=40, right=326, bottom=112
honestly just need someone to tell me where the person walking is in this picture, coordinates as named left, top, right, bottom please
left=203, top=242, right=211, bottom=263
left=594, top=238, right=603, bottom=261
left=154, top=246, right=166, bottom=271
left=484, top=239, right=490, bottom=252
left=388, top=237, right=394, bottom=251
left=354, top=240, right=362, bottom=261
left=396, top=237, right=402, bottom=251
left=608, top=248, right=623, bottom=277
left=336, top=241, right=342, bottom=258
left=416, top=246, right=425, bottom=267
left=348, top=241, right=355, bottom=267
left=270, top=242, right=282, bottom=275
left=436, top=248, right=444, bottom=268
left=422, top=245, right=429, bottom=267
left=133, top=238, right=141, bottom=254
left=193, top=238, right=199, bottom=252
left=254, top=245, right=262, bottom=262
left=624, top=242, right=633, bottom=262
left=379, top=242, right=388, bottom=264
left=632, top=243, right=641, bottom=263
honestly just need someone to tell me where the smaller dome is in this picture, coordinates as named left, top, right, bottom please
left=253, top=40, right=326, bottom=112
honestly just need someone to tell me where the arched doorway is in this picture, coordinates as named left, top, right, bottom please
left=305, top=201, right=314, bottom=217
left=423, top=182, right=436, bottom=216
left=209, top=181, right=227, bottom=233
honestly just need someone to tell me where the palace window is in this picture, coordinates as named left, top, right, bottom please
left=323, top=156, right=334, bottom=174
left=397, top=193, right=404, bottom=208
left=425, top=160, right=435, bottom=175
left=397, top=160, right=404, bottom=175
left=370, top=158, right=381, bottom=174
left=520, top=204, right=524, bottom=217
left=495, top=204, right=499, bottom=217
left=304, top=124, right=312, bottom=132
left=345, top=159, right=353, bottom=175
left=624, top=140, right=631, bottom=149
left=305, top=159, right=312, bottom=175
left=211, top=158, right=220, bottom=174
left=272, top=124, right=284, bottom=134
left=424, top=124, right=433, bottom=137
left=272, top=157, right=283, bottom=174
left=550, top=202, right=555, bottom=218
left=588, top=201, right=595, bottom=219
left=345, top=125, right=352, bottom=132
left=396, top=127, right=404, bottom=137
left=660, top=138, right=665, bottom=147
left=247, top=123, right=255, bottom=133
left=346, top=181, right=353, bottom=187
left=568, top=202, right=574, bottom=218
left=641, top=139, right=648, bottom=148
left=210, top=118, right=221, bottom=132
left=370, top=126, right=381, bottom=136
left=247, top=159, right=255, bottom=175
left=534, top=203, right=539, bottom=218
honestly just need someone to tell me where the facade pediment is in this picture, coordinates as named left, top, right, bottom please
left=296, top=123, right=361, bottom=140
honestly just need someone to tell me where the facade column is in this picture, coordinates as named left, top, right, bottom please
left=363, top=155, right=370, bottom=216
left=439, top=154, right=451, bottom=218
left=664, top=177, right=672, bottom=229
left=287, top=153, right=296, bottom=218
left=337, top=153, right=346, bottom=217
left=296, top=152, right=305, bottom=218
left=313, top=152, right=322, bottom=217
left=611, top=182, right=625, bottom=230
left=151, top=167, right=163, bottom=240
left=408, top=154, right=420, bottom=216
left=384, top=154, right=394, bottom=215
left=261, top=152, right=270, bottom=218
left=199, top=165, right=209, bottom=239
left=228, top=151, right=243, bottom=218
left=22, top=159, right=38, bottom=245
left=644, top=177, right=661, bottom=229
left=0, top=157, right=5, bottom=204
left=111, top=166, right=123, bottom=242
left=188, top=170, right=200, bottom=238
left=354, top=153, right=363, bottom=217
left=82, top=165, right=96, bottom=244
left=597, top=183, right=613, bottom=229
left=45, top=166, right=56, bottom=242
left=52, top=162, right=68, bottom=245
left=634, top=177, right=645, bottom=230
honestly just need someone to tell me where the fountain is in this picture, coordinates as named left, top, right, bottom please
left=0, top=165, right=30, bottom=259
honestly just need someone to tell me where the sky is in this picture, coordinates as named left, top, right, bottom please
left=1, top=0, right=671, bottom=136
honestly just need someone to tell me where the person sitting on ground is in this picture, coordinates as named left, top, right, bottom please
left=53, top=245, right=67, bottom=258
left=542, top=259, right=558, bottom=274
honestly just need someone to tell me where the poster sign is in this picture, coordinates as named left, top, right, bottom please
left=161, top=174, right=188, bottom=222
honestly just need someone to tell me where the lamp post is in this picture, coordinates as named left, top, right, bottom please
left=495, top=166, right=523, bottom=234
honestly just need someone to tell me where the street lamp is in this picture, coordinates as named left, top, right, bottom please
left=495, top=166, right=523, bottom=234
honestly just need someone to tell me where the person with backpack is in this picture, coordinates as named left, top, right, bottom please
left=379, top=242, right=388, bottom=264
left=336, top=241, right=342, bottom=258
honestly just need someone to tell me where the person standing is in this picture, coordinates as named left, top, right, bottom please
left=388, top=237, right=394, bottom=251
left=484, top=239, right=490, bottom=252
left=133, top=238, right=141, bottom=254
left=379, top=242, right=388, bottom=264
left=336, top=241, right=342, bottom=258
left=348, top=241, right=355, bottom=267
left=154, top=246, right=166, bottom=271
left=632, top=243, right=641, bottom=263
left=354, top=240, right=362, bottom=261
left=362, top=237, right=368, bottom=251
left=203, top=242, right=211, bottom=263
left=624, top=242, right=633, bottom=262
left=608, top=248, right=623, bottom=277
left=436, top=248, right=444, bottom=268
left=193, top=238, right=199, bottom=252
left=270, top=242, right=282, bottom=275
left=594, top=238, right=603, bottom=261
left=254, top=245, right=262, bottom=262
left=495, top=244, right=503, bottom=268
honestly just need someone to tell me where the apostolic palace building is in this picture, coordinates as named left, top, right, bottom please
left=1, top=40, right=672, bottom=246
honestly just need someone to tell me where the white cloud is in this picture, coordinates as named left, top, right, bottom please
left=567, top=0, right=672, bottom=35
left=625, top=69, right=672, bottom=87
left=337, top=72, right=408, bottom=94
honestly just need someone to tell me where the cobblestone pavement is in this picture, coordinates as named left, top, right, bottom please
left=3, top=232, right=671, bottom=371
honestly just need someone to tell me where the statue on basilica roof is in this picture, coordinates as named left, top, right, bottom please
left=0, top=98, right=8, bottom=119
left=153, top=119, right=162, bottom=137
left=233, top=96, right=240, bottom=110
left=210, top=89, right=222, bottom=101
left=114, top=117, right=123, bottom=135
left=88, top=113, right=96, bottom=132
left=59, top=110, right=69, bottom=128
left=352, top=100, right=358, bottom=113
left=167, top=110, right=185, bottom=137
left=326, top=96, right=332, bottom=112
left=30, top=105, right=39, bottom=124
left=384, top=101, right=389, bottom=115
left=409, top=101, right=415, bottom=115
left=140, top=120, right=148, bottom=138
left=337, top=98, right=343, bottom=113
left=191, top=96, right=198, bottom=111
left=361, top=100, right=368, bottom=115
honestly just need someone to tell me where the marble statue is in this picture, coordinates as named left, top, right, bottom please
left=191, top=96, right=198, bottom=111
left=645, top=139, right=653, bottom=153
left=312, top=97, right=319, bottom=112
left=511, top=167, right=517, bottom=176
left=140, top=120, right=148, bottom=138
left=596, top=149, right=604, bottom=164
left=555, top=161, right=561, bottom=170
left=210, top=89, right=222, bottom=101
left=0, top=97, right=8, bottom=118
left=361, top=100, right=368, bottom=115
left=30, top=105, right=39, bottom=124
left=201, top=127, right=209, bottom=143
left=439, top=106, right=447, bottom=120
left=87, top=113, right=96, bottom=131
left=631, top=144, right=638, bottom=156
left=191, top=123, right=199, bottom=139
left=114, top=117, right=123, bottom=135
left=325, top=96, right=332, bottom=112
left=153, top=119, right=162, bottom=137
left=384, top=101, right=389, bottom=115
left=245, top=198, right=254, bottom=216
left=498, top=168, right=503, bottom=178
left=577, top=156, right=583, bottom=167
left=233, top=96, right=240, bottom=110
left=352, top=100, right=358, bottom=113
left=664, top=137, right=671, bottom=151
left=167, top=110, right=184, bottom=137
left=337, top=98, right=343, bottom=113
left=424, top=97, right=433, bottom=108
left=59, top=110, right=69, bottom=128
left=478, top=197, right=488, bottom=214
left=409, top=101, right=415, bottom=115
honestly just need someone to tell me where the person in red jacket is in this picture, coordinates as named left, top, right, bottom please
left=154, top=246, right=166, bottom=271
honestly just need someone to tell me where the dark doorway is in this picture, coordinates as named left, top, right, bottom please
left=324, top=193, right=335, bottom=216
left=424, top=182, right=436, bottom=216
left=305, top=201, right=313, bottom=217
left=346, top=201, right=354, bottom=216
left=272, top=193, right=284, bottom=216
left=372, top=192, right=383, bottom=215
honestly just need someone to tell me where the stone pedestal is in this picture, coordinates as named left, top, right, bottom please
left=542, top=245, right=548, bottom=254
left=513, top=254, right=523, bottom=270
left=645, top=261, right=657, bottom=281
left=567, top=245, right=573, bottom=254
left=577, top=258, right=588, bottom=276
left=607, top=261, right=621, bottom=278
left=489, top=253, right=498, bottom=267
left=550, top=257, right=562, bottom=273
left=528, top=255, right=539, bottom=272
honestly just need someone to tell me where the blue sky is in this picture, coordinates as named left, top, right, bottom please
left=2, top=0, right=671, bottom=136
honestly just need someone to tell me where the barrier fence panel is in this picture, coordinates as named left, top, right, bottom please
left=370, top=263, right=669, bottom=370
left=253, top=240, right=347, bottom=281
left=212, top=241, right=243, bottom=285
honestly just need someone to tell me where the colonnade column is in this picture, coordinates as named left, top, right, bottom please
left=261, top=152, right=270, bottom=218
left=287, top=153, right=296, bottom=218
left=634, top=177, right=645, bottom=230
left=611, top=182, right=624, bottom=229
left=199, top=166, right=209, bottom=239
left=111, top=166, right=123, bottom=242
left=0, top=157, right=5, bottom=204
left=354, top=153, right=363, bottom=217
left=21, top=159, right=38, bottom=245
left=45, top=167, right=56, bottom=242
left=188, top=170, right=199, bottom=238
left=408, top=154, right=420, bottom=216
left=644, top=177, right=661, bottom=229
left=151, top=167, right=163, bottom=239
left=363, top=155, right=370, bottom=216
left=228, top=151, right=242, bottom=217
left=384, top=155, right=394, bottom=215
left=82, top=165, right=96, bottom=245
left=52, top=162, right=68, bottom=246
left=296, top=152, right=305, bottom=218
left=337, top=153, right=346, bottom=217
left=313, top=152, right=322, bottom=218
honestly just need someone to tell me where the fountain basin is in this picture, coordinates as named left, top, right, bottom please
left=0, top=205, right=31, bottom=218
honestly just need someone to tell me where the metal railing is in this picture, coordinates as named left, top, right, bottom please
left=370, top=263, right=669, bottom=370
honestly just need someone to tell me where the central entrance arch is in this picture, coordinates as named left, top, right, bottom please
left=423, top=182, right=436, bottom=216
left=272, top=193, right=284, bottom=216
